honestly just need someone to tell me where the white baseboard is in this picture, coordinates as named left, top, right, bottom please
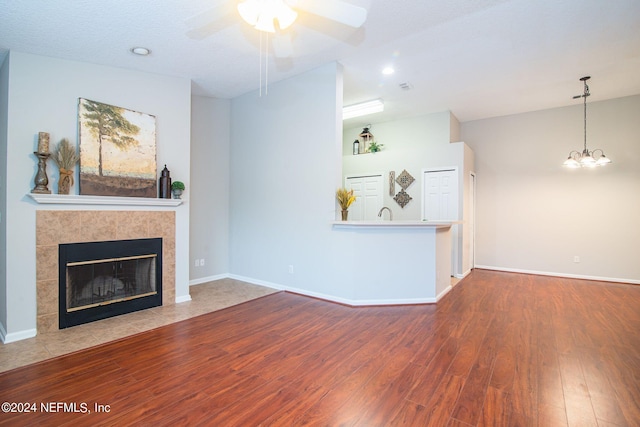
left=454, top=270, right=471, bottom=280
left=475, top=265, right=640, bottom=285
left=1, top=324, right=37, bottom=344
left=189, top=274, right=230, bottom=286
left=435, top=285, right=452, bottom=301
left=175, top=294, right=192, bottom=304
left=228, top=274, right=442, bottom=306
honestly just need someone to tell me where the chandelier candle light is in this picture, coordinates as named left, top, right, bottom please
left=563, top=76, right=611, bottom=168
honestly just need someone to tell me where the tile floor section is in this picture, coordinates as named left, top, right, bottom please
left=0, top=279, right=278, bottom=373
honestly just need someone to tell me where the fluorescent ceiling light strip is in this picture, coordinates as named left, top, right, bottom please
left=343, top=99, right=384, bottom=120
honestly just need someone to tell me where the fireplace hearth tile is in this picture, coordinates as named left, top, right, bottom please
left=37, top=279, right=57, bottom=316
left=42, top=334, right=101, bottom=357
left=37, top=313, right=58, bottom=334
left=36, top=211, right=82, bottom=246
left=148, top=211, right=176, bottom=238
left=36, top=246, right=57, bottom=282
left=0, top=340, right=51, bottom=372
left=79, top=211, right=118, bottom=242
left=116, top=211, right=150, bottom=239
left=163, top=289, right=175, bottom=306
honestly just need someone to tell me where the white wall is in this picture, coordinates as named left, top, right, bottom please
left=343, top=112, right=458, bottom=221
left=1, top=51, right=191, bottom=341
left=0, top=54, right=9, bottom=335
left=461, top=95, right=640, bottom=282
left=461, top=143, right=476, bottom=275
left=189, top=96, right=230, bottom=283
left=228, top=63, right=453, bottom=304
left=229, top=62, right=358, bottom=301
left=342, top=112, right=474, bottom=277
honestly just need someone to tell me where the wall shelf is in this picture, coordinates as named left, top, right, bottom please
left=27, top=193, right=182, bottom=207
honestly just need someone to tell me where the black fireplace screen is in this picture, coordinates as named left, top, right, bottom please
left=66, top=255, right=157, bottom=311
left=59, top=238, right=162, bottom=329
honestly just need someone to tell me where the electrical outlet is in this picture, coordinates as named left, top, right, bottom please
left=288, top=265, right=294, bottom=274
left=574, top=256, right=580, bottom=263
left=200, top=259, right=205, bottom=266
left=194, top=259, right=199, bottom=267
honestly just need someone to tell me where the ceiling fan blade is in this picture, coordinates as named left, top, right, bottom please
left=286, top=0, right=367, bottom=28
left=184, top=2, right=237, bottom=39
left=272, top=33, right=294, bottom=58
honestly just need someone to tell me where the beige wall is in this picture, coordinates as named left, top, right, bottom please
left=461, top=95, right=640, bottom=282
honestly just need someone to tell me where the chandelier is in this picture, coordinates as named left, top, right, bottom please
left=563, top=76, right=611, bottom=168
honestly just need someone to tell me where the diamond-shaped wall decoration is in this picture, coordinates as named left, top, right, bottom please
left=394, top=189, right=412, bottom=208
left=396, top=169, right=415, bottom=190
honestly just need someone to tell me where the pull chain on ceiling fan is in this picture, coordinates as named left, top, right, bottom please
left=185, top=0, right=368, bottom=96
left=237, top=0, right=298, bottom=95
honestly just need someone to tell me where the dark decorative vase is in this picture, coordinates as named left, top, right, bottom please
left=159, top=165, right=171, bottom=199
left=341, top=210, right=349, bottom=221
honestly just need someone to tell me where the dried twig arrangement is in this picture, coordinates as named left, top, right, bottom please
left=52, top=138, right=79, bottom=170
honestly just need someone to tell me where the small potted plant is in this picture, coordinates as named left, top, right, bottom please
left=368, top=141, right=384, bottom=153
left=171, top=181, right=185, bottom=199
left=336, top=188, right=356, bottom=220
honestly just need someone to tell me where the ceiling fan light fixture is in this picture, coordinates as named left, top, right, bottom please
left=274, top=2, right=297, bottom=29
left=254, top=13, right=276, bottom=32
left=237, top=1, right=259, bottom=25
left=238, top=0, right=298, bottom=33
left=343, top=99, right=384, bottom=120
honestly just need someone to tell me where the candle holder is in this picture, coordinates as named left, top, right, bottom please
left=31, top=152, right=51, bottom=194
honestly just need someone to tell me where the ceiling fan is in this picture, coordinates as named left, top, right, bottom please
left=185, top=0, right=368, bottom=58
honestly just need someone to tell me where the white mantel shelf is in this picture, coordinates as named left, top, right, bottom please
left=27, top=193, right=183, bottom=207
left=332, top=220, right=461, bottom=229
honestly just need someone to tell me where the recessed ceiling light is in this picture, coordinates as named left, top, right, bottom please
left=130, top=47, right=151, bottom=56
left=382, top=66, right=395, bottom=75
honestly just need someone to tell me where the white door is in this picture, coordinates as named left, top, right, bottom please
left=345, top=175, right=383, bottom=221
left=469, top=172, right=476, bottom=271
left=422, top=169, right=458, bottom=221
left=422, top=168, right=459, bottom=276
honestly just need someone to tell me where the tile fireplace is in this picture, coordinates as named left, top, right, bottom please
left=36, top=210, right=176, bottom=333
left=59, top=238, right=163, bottom=328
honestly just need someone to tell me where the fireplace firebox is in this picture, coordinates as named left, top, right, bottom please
left=59, top=238, right=162, bottom=329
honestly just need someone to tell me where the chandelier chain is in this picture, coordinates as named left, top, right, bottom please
left=562, top=76, right=611, bottom=168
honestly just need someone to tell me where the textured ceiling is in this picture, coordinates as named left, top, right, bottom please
left=1, top=0, right=639, bottom=124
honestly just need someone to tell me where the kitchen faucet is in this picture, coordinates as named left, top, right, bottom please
left=378, top=206, right=393, bottom=221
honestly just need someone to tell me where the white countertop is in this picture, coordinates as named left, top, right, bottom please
left=332, top=220, right=461, bottom=228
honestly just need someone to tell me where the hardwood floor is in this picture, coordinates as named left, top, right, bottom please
left=1, top=269, right=639, bottom=426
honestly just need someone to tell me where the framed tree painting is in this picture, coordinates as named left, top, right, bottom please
left=78, top=98, right=157, bottom=197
